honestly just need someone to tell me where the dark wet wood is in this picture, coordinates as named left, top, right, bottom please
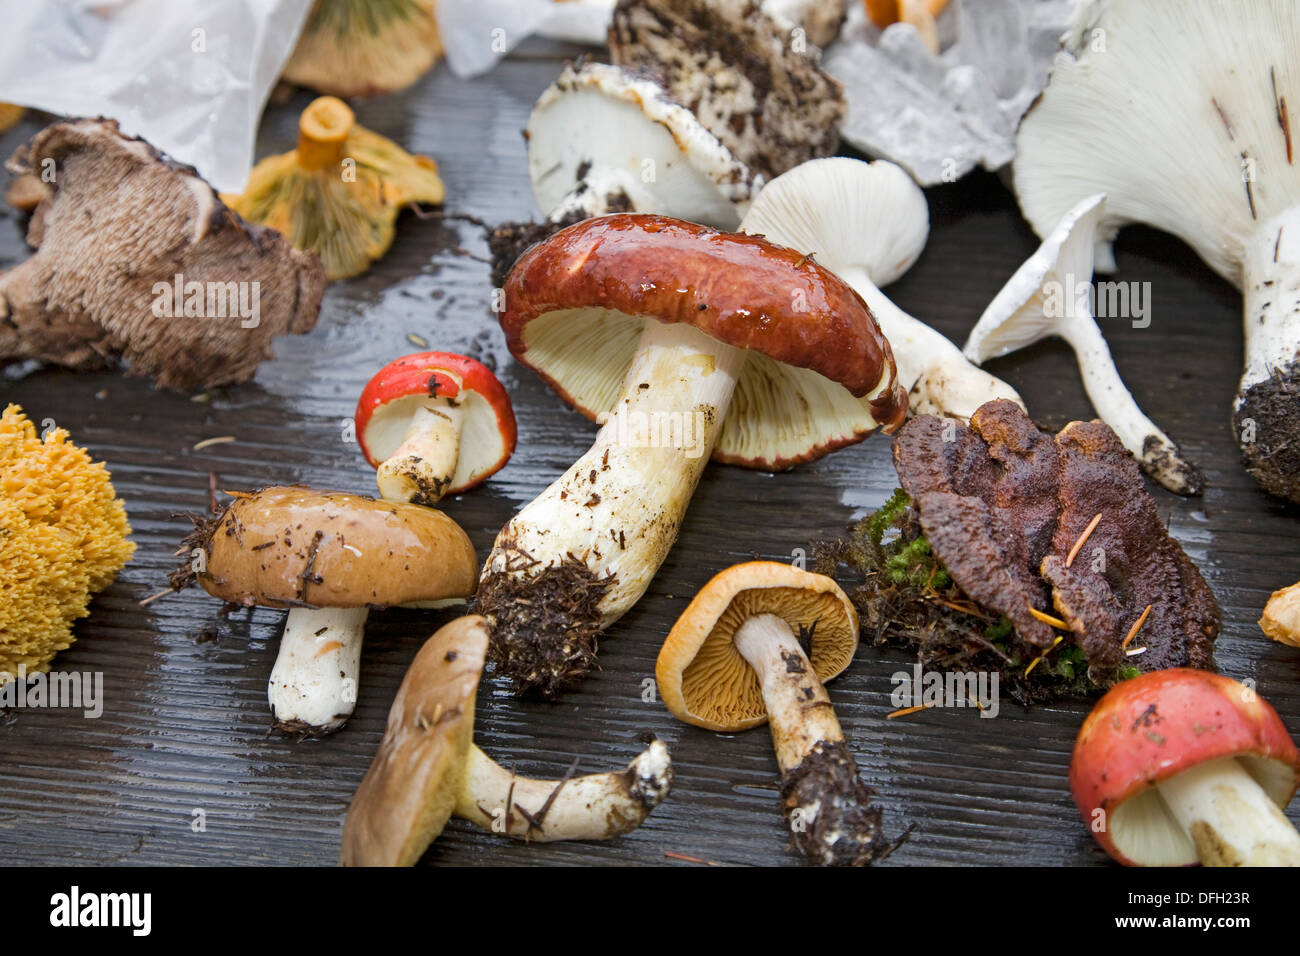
left=2, top=39, right=1298, bottom=867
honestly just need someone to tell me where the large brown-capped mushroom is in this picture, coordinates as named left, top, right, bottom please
left=1013, top=0, right=1300, bottom=503
left=478, top=213, right=905, bottom=696
left=355, top=351, right=517, bottom=504
left=656, top=561, right=896, bottom=866
left=0, top=119, right=324, bottom=391
left=185, top=486, right=476, bottom=735
left=1072, top=669, right=1300, bottom=866
left=340, top=615, right=672, bottom=865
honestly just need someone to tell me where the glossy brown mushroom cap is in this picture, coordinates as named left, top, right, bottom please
left=500, top=214, right=907, bottom=469
left=340, top=615, right=487, bottom=866
left=656, top=561, right=860, bottom=732
left=197, top=486, right=477, bottom=609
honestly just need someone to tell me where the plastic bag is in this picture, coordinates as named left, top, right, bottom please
left=436, top=0, right=612, bottom=78
left=0, top=0, right=312, bottom=192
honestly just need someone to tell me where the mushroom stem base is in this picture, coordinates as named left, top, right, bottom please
left=454, top=740, right=673, bottom=841
left=376, top=401, right=463, bottom=504
left=1155, top=756, right=1300, bottom=866
left=268, top=605, right=368, bottom=735
left=781, top=739, right=894, bottom=866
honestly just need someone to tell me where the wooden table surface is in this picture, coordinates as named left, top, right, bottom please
left=3, top=38, right=1299, bottom=867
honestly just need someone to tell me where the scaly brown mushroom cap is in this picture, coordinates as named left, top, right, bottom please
left=0, top=119, right=324, bottom=391
left=657, top=561, right=858, bottom=732
left=196, top=486, right=477, bottom=609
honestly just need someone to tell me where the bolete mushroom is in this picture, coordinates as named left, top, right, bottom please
left=340, top=615, right=673, bottom=865
left=477, top=213, right=905, bottom=696
left=965, top=193, right=1203, bottom=495
left=0, top=118, right=324, bottom=391
left=1071, top=668, right=1300, bottom=866
left=184, top=486, right=476, bottom=735
left=1013, top=0, right=1300, bottom=503
left=356, top=351, right=517, bottom=505
left=656, top=561, right=895, bottom=866
left=741, top=156, right=1023, bottom=421
left=223, top=96, right=445, bottom=280
left=282, top=0, right=442, bottom=97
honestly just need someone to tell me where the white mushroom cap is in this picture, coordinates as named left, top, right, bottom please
left=1014, top=0, right=1300, bottom=284
left=527, top=62, right=759, bottom=229
left=965, top=193, right=1203, bottom=494
left=741, top=156, right=1023, bottom=421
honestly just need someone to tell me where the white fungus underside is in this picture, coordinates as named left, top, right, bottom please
left=1110, top=754, right=1296, bottom=866
left=522, top=307, right=888, bottom=467
left=364, top=390, right=507, bottom=492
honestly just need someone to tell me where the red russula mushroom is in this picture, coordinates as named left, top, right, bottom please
left=356, top=352, right=516, bottom=504
left=1071, top=669, right=1300, bottom=866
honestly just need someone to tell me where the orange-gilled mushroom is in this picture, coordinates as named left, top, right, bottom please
left=656, top=562, right=898, bottom=866
left=1071, top=669, right=1300, bottom=866
left=356, top=352, right=516, bottom=505
left=478, top=214, right=906, bottom=697
left=188, top=486, right=476, bottom=735
left=340, top=616, right=672, bottom=866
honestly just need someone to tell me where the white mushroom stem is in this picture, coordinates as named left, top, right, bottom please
left=268, top=606, right=369, bottom=734
left=1155, top=756, right=1300, bottom=866
left=733, top=613, right=843, bottom=772
left=376, top=401, right=464, bottom=504
left=454, top=739, right=673, bottom=841
left=483, top=318, right=746, bottom=625
left=838, top=267, right=1024, bottom=419
left=1240, top=207, right=1300, bottom=411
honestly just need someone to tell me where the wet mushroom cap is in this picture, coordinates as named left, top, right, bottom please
left=355, top=351, right=517, bottom=494
left=1071, top=668, right=1300, bottom=866
left=501, top=213, right=907, bottom=469
left=656, top=561, right=859, bottom=732
left=340, top=615, right=486, bottom=866
left=196, top=486, right=477, bottom=609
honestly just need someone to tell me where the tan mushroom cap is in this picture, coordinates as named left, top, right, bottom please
left=340, top=615, right=486, bottom=866
left=198, top=486, right=476, bottom=609
left=656, top=562, right=859, bottom=732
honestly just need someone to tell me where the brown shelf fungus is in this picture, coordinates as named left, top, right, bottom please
left=478, top=213, right=906, bottom=696
left=223, top=96, right=445, bottom=280
left=1072, top=669, right=1300, bottom=866
left=355, top=351, right=516, bottom=505
left=282, top=0, right=442, bottom=98
left=657, top=561, right=896, bottom=866
left=1014, top=0, right=1300, bottom=503
left=340, top=616, right=673, bottom=865
left=0, top=119, right=324, bottom=391
left=184, top=486, right=476, bottom=735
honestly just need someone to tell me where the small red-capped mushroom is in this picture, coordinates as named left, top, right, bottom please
left=1071, top=669, right=1300, bottom=866
left=356, top=352, right=516, bottom=505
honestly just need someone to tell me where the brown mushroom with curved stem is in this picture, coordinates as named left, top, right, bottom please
left=656, top=561, right=900, bottom=866
left=184, top=486, right=476, bottom=735
left=340, top=615, right=673, bottom=866
left=477, top=213, right=906, bottom=697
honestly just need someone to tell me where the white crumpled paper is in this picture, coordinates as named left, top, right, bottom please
left=0, top=0, right=312, bottom=192
left=436, top=0, right=613, bottom=78
left=825, top=0, right=1072, bottom=186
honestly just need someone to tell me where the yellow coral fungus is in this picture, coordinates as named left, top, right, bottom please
left=283, top=0, right=442, bottom=97
left=0, top=405, right=134, bottom=679
left=0, top=103, right=24, bottom=135
left=224, top=96, right=445, bottom=280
